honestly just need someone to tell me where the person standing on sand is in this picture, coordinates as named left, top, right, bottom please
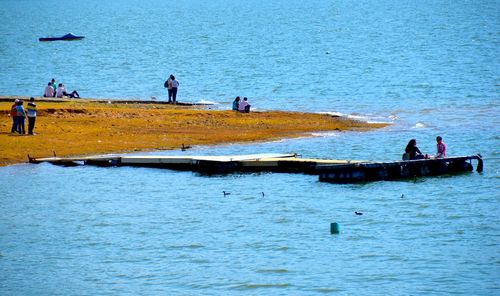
left=165, top=75, right=173, bottom=103
left=171, top=75, right=179, bottom=104
left=15, top=100, right=27, bottom=134
left=44, top=82, right=54, bottom=97
left=10, top=99, right=18, bottom=133
left=26, top=97, right=37, bottom=135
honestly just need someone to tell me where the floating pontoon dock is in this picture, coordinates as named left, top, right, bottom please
left=28, top=153, right=483, bottom=183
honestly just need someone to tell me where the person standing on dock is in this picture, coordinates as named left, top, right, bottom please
left=171, top=75, right=179, bottom=104
left=26, top=97, right=37, bottom=135
left=435, top=136, right=446, bottom=158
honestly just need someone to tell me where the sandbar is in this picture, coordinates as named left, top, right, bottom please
left=0, top=97, right=388, bottom=166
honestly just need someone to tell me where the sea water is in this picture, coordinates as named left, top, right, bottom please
left=0, top=0, right=499, bottom=295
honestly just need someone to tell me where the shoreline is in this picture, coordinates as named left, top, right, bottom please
left=0, top=96, right=389, bottom=167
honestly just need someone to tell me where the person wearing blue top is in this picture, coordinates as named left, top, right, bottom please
left=15, top=100, right=27, bottom=134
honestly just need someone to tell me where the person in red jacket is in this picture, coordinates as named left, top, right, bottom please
left=10, top=99, right=18, bottom=133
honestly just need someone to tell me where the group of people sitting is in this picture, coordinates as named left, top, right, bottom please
left=403, top=136, right=446, bottom=160
left=232, top=96, right=251, bottom=113
left=10, top=98, right=37, bottom=135
left=43, top=78, right=80, bottom=98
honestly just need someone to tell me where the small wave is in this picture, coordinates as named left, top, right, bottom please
left=310, top=131, right=341, bottom=137
left=168, top=243, right=204, bottom=249
left=367, top=120, right=391, bottom=124
left=314, top=287, right=343, bottom=293
left=256, top=268, right=289, bottom=274
left=359, top=253, right=381, bottom=258
left=317, top=111, right=345, bottom=117
left=232, top=283, right=290, bottom=290
left=412, top=122, right=427, bottom=129
left=275, top=246, right=289, bottom=251
left=347, top=114, right=371, bottom=121
left=196, top=99, right=218, bottom=105
left=318, top=111, right=392, bottom=124
left=388, top=114, right=399, bottom=120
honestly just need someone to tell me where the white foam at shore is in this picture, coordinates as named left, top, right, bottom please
left=317, top=111, right=392, bottom=124
left=197, top=99, right=219, bottom=105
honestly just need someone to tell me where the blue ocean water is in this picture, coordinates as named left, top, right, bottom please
left=0, top=0, right=499, bottom=295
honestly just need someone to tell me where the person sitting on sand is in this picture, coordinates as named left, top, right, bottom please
left=44, top=82, right=54, bottom=97
left=403, top=139, right=428, bottom=160
left=435, top=136, right=446, bottom=158
left=56, top=83, right=80, bottom=98
left=238, top=97, right=251, bottom=113
left=232, top=96, right=240, bottom=111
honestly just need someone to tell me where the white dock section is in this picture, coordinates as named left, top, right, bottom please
left=119, top=153, right=297, bottom=165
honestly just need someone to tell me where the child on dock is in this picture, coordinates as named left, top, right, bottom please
left=435, top=136, right=446, bottom=158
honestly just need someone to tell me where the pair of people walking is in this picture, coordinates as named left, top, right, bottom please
left=164, top=74, right=179, bottom=103
left=10, top=97, right=37, bottom=135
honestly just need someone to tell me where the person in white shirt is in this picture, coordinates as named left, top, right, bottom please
left=56, top=83, right=80, bottom=98
left=44, top=82, right=54, bottom=97
left=238, top=97, right=251, bottom=113
left=171, top=75, right=179, bottom=104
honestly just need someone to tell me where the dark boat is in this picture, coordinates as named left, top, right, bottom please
left=39, top=33, right=84, bottom=42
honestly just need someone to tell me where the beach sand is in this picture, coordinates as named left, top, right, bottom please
left=0, top=97, right=388, bottom=166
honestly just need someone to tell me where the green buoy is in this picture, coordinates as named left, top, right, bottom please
left=330, top=222, right=340, bottom=234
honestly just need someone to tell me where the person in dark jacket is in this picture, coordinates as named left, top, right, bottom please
left=404, top=139, right=428, bottom=160
left=26, top=97, right=37, bottom=135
